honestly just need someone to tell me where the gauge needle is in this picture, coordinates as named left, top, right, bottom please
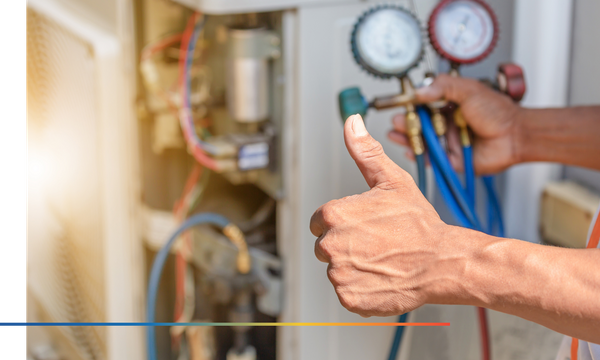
left=453, top=15, right=471, bottom=45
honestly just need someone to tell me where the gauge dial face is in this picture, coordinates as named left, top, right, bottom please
left=431, top=0, right=497, bottom=63
left=353, top=7, right=423, bottom=77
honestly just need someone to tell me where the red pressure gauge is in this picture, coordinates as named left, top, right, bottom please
left=428, top=0, right=499, bottom=64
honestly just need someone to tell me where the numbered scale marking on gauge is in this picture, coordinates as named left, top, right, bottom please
left=429, top=0, right=498, bottom=64
left=351, top=5, right=424, bottom=78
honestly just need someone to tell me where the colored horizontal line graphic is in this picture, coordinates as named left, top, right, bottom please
left=0, top=322, right=449, bottom=327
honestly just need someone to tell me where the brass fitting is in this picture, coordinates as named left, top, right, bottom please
left=371, top=77, right=417, bottom=110
left=454, top=109, right=471, bottom=147
left=431, top=108, right=447, bottom=137
left=365, top=76, right=425, bottom=155
left=405, top=105, right=424, bottom=156
left=223, top=224, right=251, bottom=274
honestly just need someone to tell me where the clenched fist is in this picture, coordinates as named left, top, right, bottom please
left=310, top=114, right=474, bottom=317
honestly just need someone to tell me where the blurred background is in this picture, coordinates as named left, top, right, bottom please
left=26, top=0, right=600, bottom=359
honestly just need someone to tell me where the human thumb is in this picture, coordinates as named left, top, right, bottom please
left=344, top=114, right=405, bottom=189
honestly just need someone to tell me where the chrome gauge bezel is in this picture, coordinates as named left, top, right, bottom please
left=351, top=4, right=425, bottom=79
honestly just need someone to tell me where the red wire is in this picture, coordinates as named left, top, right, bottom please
left=571, top=338, right=579, bottom=360
left=173, top=164, right=203, bottom=216
left=141, top=33, right=184, bottom=61
left=140, top=13, right=213, bottom=349
left=140, top=32, right=183, bottom=119
left=173, top=252, right=187, bottom=321
left=190, top=143, right=218, bottom=171
left=178, top=14, right=199, bottom=93
left=477, top=307, right=491, bottom=360
left=182, top=165, right=202, bottom=204
left=172, top=163, right=203, bottom=348
left=156, top=90, right=180, bottom=117
left=177, top=12, right=219, bottom=171
left=140, top=33, right=186, bottom=124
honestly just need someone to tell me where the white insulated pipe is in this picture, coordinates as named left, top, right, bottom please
left=503, top=0, right=574, bottom=243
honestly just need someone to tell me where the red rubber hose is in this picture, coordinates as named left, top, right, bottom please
left=477, top=307, right=491, bottom=360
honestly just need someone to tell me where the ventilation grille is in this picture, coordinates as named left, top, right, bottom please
left=27, top=7, right=107, bottom=360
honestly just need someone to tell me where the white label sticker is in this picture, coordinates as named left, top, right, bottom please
left=238, top=142, right=269, bottom=170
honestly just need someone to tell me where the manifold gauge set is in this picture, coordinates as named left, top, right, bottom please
left=339, top=0, right=525, bottom=123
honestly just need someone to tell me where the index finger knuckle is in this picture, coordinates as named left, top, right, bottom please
left=320, top=201, right=341, bottom=228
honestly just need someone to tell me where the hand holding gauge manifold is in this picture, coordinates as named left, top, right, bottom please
left=389, top=73, right=524, bottom=175
left=339, top=0, right=526, bottom=175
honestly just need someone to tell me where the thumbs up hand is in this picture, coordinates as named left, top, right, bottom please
left=310, top=114, right=472, bottom=317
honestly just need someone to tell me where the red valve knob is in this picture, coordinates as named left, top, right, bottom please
left=497, top=63, right=526, bottom=102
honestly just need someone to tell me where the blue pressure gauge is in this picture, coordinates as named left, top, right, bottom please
left=351, top=5, right=424, bottom=78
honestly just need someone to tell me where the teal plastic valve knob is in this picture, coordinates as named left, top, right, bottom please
left=338, top=87, right=369, bottom=123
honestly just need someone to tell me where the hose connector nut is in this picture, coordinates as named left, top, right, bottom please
left=454, top=109, right=471, bottom=147
left=406, top=110, right=425, bottom=156
left=223, top=224, right=251, bottom=274
left=431, top=109, right=447, bottom=137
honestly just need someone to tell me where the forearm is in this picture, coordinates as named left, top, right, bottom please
left=436, top=227, right=600, bottom=343
left=517, top=106, right=600, bottom=170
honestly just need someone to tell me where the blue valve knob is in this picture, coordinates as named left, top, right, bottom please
left=338, top=87, right=369, bottom=123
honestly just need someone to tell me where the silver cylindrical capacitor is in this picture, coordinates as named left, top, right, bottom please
left=226, top=28, right=280, bottom=123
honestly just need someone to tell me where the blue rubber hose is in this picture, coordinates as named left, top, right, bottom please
left=431, top=155, right=473, bottom=228
left=482, top=176, right=505, bottom=237
left=387, top=312, right=409, bottom=360
left=432, top=134, right=471, bottom=227
left=416, top=154, right=427, bottom=195
left=386, top=153, right=427, bottom=360
left=418, top=106, right=482, bottom=231
left=463, top=145, right=476, bottom=209
left=418, top=106, right=478, bottom=228
left=147, top=212, right=231, bottom=360
left=418, top=106, right=500, bottom=360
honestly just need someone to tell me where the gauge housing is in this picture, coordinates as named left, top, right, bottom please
left=351, top=4, right=424, bottom=79
left=428, top=0, right=499, bottom=64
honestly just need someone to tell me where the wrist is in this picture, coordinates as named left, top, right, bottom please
left=511, top=106, right=530, bottom=166
left=510, top=106, right=600, bottom=167
left=423, top=225, right=500, bottom=307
